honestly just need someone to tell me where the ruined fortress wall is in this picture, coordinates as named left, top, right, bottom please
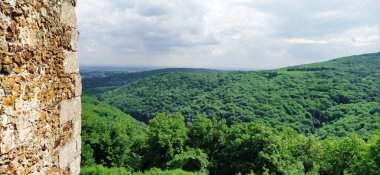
left=0, top=0, right=81, bottom=174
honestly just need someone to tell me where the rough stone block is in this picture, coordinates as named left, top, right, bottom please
left=59, top=139, right=77, bottom=169
left=76, top=135, right=81, bottom=155
left=73, top=74, right=82, bottom=97
left=61, top=2, right=77, bottom=28
left=72, top=118, right=81, bottom=139
left=64, top=0, right=77, bottom=7
left=63, top=51, right=79, bottom=74
left=70, top=30, right=79, bottom=51
left=69, top=156, right=81, bottom=175
left=60, top=97, right=81, bottom=125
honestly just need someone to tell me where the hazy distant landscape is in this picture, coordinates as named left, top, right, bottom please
left=81, top=53, right=380, bottom=175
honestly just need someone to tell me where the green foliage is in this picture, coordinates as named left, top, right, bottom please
left=81, top=95, right=147, bottom=170
left=370, top=137, right=380, bottom=169
left=166, top=148, right=210, bottom=173
left=81, top=53, right=380, bottom=175
left=265, top=128, right=318, bottom=174
left=80, top=165, right=204, bottom=175
left=82, top=104, right=380, bottom=174
left=311, top=135, right=380, bottom=175
left=136, top=168, right=206, bottom=175
left=187, top=116, right=227, bottom=157
left=83, top=68, right=216, bottom=96
left=99, top=53, right=380, bottom=138
left=144, top=113, right=187, bottom=169
left=220, top=123, right=279, bottom=174
left=313, top=136, right=362, bottom=174
left=81, top=165, right=132, bottom=175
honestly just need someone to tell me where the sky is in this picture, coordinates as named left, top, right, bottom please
left=77, top=0, right=380, bottom=70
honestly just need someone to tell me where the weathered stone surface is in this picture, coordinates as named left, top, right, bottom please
left=73, top=74, right=82, bottom=97
left=70, top=29, right=79, bottom=51
left=61, top=2, right=77, bottom=28
left=60, top=97, right=81, bottom=125
left=0, top=1, right=81, bottom=174
left=70, top=156, right=81, bottom=175
left=0, top=37, right=7, bottom=51
left=0, top=125, right=16, bottom=154
left=63, top=51, right=79, bottom=74
left=59, top=139, right=77, bottom=169
left=18, top=26, right=38, bottom=47
left=72, top=118, right=81, bottom=139
left=75, top=135, right=81, bottom=156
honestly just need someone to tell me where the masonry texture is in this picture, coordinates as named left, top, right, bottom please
left=0, top=0, right=81, bottom=174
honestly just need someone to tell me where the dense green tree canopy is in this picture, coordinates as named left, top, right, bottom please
left=144, top=113, right=188, bottom=169
left=81, top=95, right=147, bottom=170
left=97, top=53, right=380, bottom=138
left=81, top=53, right=380, bottom=175
left=82, top=108, right=380, bottom=175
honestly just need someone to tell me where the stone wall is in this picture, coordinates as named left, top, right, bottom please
left=0, top=0, right=81, bottom=174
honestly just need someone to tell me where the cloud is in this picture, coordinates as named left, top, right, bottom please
left=344, top=26, right=380, bottom=45
left=77, top=0, right=380, bottom=69
left=353, top=35, right=380, bottom=43
left=311, top=10, right=360, bottom=20
left=284, top=38, right=328, bottom=44
left=283, top=25, right=380, bottom=46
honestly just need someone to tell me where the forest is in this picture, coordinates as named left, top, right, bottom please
left=81, top=53, right=380, bottom=175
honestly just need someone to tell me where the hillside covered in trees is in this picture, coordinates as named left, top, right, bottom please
left=97, top=53, right=380, bottom=139
left=81, top=53, right=380, bottom=174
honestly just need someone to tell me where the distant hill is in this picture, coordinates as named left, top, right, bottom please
left=82, top=68, right=218, bottom=95
left=80, top=66, right=157, bottom=73
left=82, top=95, right=146, bottom=128
left=93, top=52, right=380, bottom=138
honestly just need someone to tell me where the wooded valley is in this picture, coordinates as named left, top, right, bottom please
left=81, top=53, right=380, bottom=175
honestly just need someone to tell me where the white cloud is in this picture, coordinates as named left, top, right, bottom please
left=344, top=25, right=380, bottom=45
left=284, top=25, right=380, bottom=46
left=211, top=48, right=227, bottom=55
left=77, top=0, right=380, bottom=69
left=353, top=35, right=380, bottom=44
left=311, top=10, right=359, bottom=19
left=284, top=38, right=328, bottom=44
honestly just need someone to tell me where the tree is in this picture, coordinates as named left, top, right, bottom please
left=370, top=137, right=380, bottom=173
left=187, top=116, right=227, bottom=157
left=166, top=148, right=210, bottom=173
left=81, top=95, right=147, bottom=170
left=144, top=113, right=188, bottom=168
left=313, top=135, right=366, bottom=175
left=219, top=123, right=279, bottom=175
left=187, top=115, right=228, bottom=173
